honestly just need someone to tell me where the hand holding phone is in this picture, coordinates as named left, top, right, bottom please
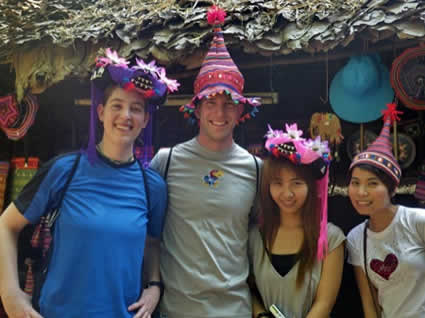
left=269, top=304, right=287, bottom=318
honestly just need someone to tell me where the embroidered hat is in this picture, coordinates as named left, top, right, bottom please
left=349, top=103, right=402, bottom=185
left=264, top=123, right=332, bottom=260
left=0, top=93, right=39, bottom=141
left=391, top=45, right=425, bottom=111
left=179, top=6, right=260, bottom=124
left=329, top=54, right=394, bottom=123
left=87, top=48, right=179, bottom=165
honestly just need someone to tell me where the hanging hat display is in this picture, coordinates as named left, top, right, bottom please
left=309, top=112, right=344, bottom=161
left=0, top=93, right=39, bottom=141
left=329, top=54, right=394, bottom=123
left=264, top=123, right=331, bottom=260
left=179, top=6, right=260, bottom=124
left=391, top=45, right=425, bottom=111
left=349, top=103, right=403, bottom=186
left=88, top=48, right=179, bottom=166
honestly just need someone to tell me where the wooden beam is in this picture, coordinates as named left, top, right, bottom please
left=75, top=92, right=278, bottom=107
left=172, top=39, right=423, bottom=79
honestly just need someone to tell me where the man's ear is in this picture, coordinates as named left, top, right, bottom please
left=97, top=104, right=105, bottom=122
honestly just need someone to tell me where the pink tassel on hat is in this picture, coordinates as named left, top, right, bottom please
left=316, top=169, right=329, bottom=260
left=207, top=5, right=226, bottom=25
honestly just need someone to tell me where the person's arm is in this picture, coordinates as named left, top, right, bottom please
left=252, top=292, right=268, bottom=318
left=305, top=242, right=344, bottom=318
left=353, top=265, right=379, bottom=318
left=0, top=203, right=43, bottom=318
left=128, top=235, right=161, bottom=318
left=247, top=274, right=268, bottom=318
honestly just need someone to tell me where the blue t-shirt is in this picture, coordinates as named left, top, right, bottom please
left=15, top=152, right=167, bottom=318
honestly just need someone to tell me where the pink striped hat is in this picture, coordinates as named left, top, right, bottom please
left=349, top=103, right=402, bottom=185
left=179, top=6, right=260, bottom=124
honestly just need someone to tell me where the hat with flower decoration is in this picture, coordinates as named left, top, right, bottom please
left=179, top=6, right=260, bottom=125
left=264, top=123, right=332, bottom=260
left=349, top=103, right=403, bottom=185
left=88, top=48, right=179, bottom=166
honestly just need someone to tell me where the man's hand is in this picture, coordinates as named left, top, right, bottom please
left=128, top=285, right=161, bottom=318
left=2, top=289, right=43, bottom=318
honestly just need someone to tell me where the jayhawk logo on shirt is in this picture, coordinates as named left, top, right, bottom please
left=202, top=169, right=224, bottom=187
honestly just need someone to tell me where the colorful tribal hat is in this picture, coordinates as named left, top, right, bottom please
left=349, top=103, right=402, bottom=185
left=391, top=45, right=425, bottom=111
left=264, top=123, right=332, bottom=260
left=179, top=6, right=260, bottom=124
left=330, top=54, right=394, bottom=123
left=87, top=48, right=179, bottom=165
left=0, top=93, right=39, bottom=141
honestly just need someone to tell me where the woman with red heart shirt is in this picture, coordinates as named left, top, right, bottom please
left=346, top=104, right=425, bottom=318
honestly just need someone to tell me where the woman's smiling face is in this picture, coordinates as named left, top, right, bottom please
left=348, top=167, right=393, bottom=216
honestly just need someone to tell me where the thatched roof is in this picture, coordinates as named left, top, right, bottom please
left=1, top=0, right=425, bottom=100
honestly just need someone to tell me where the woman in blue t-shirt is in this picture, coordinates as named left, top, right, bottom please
left=0, top=49, right=178, bottom=318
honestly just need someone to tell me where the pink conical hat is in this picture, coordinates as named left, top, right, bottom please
left=179, top=6, right=260, bottom=124
left=349, top=103, right=402, bottom=185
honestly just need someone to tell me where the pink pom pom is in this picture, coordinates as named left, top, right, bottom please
left=207, top=5, right=226, bottom=25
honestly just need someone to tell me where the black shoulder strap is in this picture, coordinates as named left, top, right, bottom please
left=141, top=167, right=150, bottom=212
left=252, top=155, right=259, bottom=196
left=135, top=160, right=151, bottom=212
left=58, top=152, right=81, bottom=207
left=31, top=152, right=81, bottom=311
left=164, top=147, right=173, bottom=180
left=49, top=152, right=81, bottom=223
left=363, top=221, right=382, bottom=315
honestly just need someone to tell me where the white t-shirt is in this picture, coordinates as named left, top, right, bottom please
left=347, top=205, right=425, bottom=318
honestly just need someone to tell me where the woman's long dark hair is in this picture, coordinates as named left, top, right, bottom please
left=259, top=157, right=319, bottom=288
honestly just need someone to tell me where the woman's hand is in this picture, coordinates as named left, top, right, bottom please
left=2, top=289, right=43, bottom=318
left=128, top=285, right=161, bottom=318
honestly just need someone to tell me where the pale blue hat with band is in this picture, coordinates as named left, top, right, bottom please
left=330, top=54, right=394, bottom=123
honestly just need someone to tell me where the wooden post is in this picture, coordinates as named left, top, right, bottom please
left=393, top=120, right=398, bottom=160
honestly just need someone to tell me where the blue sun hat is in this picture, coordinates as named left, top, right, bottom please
left=329, top=54, right=394, bottom=123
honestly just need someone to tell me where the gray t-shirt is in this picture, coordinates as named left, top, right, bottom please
left=249, top=223, right=345, bottom=318
left=150, top=138, right=261, bottom=318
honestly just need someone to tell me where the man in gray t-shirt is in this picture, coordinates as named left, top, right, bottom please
left=149, top=8, right=261, bottom=318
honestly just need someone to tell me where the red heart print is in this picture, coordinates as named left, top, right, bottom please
left=370, top=253, right=398, bottom=280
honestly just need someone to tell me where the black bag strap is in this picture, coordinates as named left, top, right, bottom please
left=252, top=155, right=259, bottom=196
left=59, top=153, right=81, bottom=206
left=32, top=152, right=81, bottom=311
left=135, top=160, right=151, bottom=212
left=164, top=147, right=173, bottom=180
left=363, top=221, right=382, bottom=317
left=141, top=167, right=150, bottom=212
left=49, top=152, right=82, bottom=223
